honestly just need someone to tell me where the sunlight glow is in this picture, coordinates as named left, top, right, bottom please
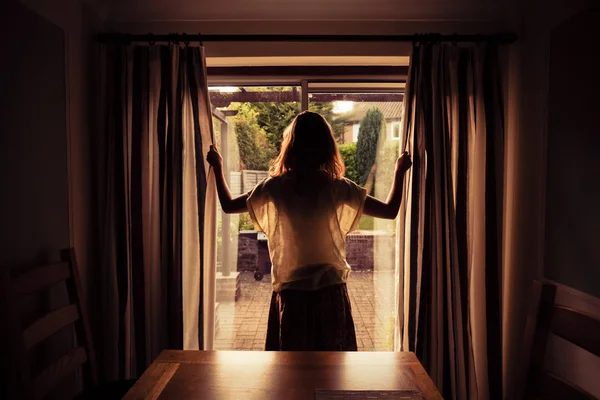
left=333, top=101, right=355, bottom=114
left=210, top=86, right=239, bottom=93
left=215, top=350, right=276, bottom=364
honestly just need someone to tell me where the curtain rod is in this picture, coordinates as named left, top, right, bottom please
left=97, top=33, right=517, bottom=44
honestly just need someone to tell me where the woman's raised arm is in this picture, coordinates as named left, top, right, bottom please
left=206, top=145, right=249, bottom=214
left=363, top=152, right=412, bottom=220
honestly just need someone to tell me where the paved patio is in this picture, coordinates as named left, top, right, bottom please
left=214, top=270, right=396, bottom=351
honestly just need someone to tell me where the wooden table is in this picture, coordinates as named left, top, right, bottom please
left=124, top=350, right=442, bottom=400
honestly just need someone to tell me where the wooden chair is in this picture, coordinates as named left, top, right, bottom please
left=524, top=281, right=600, bottom=400
left=0, top=248, right=130, bottom=400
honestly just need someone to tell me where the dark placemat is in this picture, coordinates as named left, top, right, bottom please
left=315, top=390, right=424, bottom=400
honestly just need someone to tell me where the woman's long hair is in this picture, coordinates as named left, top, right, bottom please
left=270, top=111, right=345, bottom=180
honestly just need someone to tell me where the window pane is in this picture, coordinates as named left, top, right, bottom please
left=310, top=95, right=404, bottom=351
left=392, top=122, right=401, bottom=140
left=209, top=86, right=300, bottom=351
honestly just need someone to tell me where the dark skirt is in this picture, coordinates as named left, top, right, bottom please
left=265, top=283, right=358, bottom=351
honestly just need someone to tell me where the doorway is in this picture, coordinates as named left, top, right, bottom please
left=207, top=79, right=405, bottom=351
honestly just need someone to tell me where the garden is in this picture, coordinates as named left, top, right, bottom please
left=210, top=86, right=401, bottom=233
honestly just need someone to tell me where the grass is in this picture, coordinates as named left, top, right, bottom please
left=238, top=213, right=376, bottom=232
left=358, top=215, right=374, bottom=230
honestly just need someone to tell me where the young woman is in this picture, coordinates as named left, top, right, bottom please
left=207, top=111, right=411, bottom=351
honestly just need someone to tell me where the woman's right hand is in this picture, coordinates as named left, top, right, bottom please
left=207, top=145, right=223, bottom=170
left=396, top=151, right=412, bottom=173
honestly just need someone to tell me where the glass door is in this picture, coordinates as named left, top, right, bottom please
left=209, top=86, right=301, bottom=350
left=206, top=81, right=405, bottom=351
left=306, top=82, right=405, bottom=350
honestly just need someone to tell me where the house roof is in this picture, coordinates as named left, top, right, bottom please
left=345, top=102, right=403, bottom=122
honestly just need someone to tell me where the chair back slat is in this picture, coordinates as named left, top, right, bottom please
left=13, top=262, right=71, bottom=297
left=23, top=304, right=80, bottom=350
left=550, top=305, right=600, bottom=357
left=2, top=248, right=98, bottom=400
left=61, top=248, right=98, bottom=386
left=527, top=282, right=555, bottom=383
left=0, top=267, right=33, bottom=398
left=538, top=372, right=597, bottom=400
left=33, top=346, right=88, bottom=400
left=525, top=281, right=600, bottom=399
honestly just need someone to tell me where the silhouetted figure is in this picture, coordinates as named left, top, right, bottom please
left=207, top=111, right=411, bottom=351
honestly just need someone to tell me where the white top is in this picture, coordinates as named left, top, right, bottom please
left=247, top=174, right=366, bottom=292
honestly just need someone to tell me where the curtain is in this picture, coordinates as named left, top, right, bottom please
left=395, top=43, right=504, bottom=400
left=94, top=44, right=215, bottom=381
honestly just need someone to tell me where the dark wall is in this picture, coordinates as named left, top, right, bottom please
left=544, top=8, right=600, bottom=298
left=0, top=0, right=70, bottom=266
left=0, top=2, right=72, bottom=397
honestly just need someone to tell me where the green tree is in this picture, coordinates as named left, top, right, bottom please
left=356, top=108, right=384, bottom=185
left=231, top=102, right=275, bottom=170
left=339, top=143, right=359, bottom=183
left=227, top=87, right=351, bottom=167
left=240, top=88, right=350, bottom=152
left=250, top=101, right=300, bottom=151
left=250, top=101, right=349, bottom=150
left=234, top=121, right=266, bottom=170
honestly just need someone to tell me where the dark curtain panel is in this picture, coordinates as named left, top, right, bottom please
left=396, top=43, right=504, bottom=400
left=94, top=45, right=212, bottom=380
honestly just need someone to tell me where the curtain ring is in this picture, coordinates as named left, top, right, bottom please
left=182, top=33, right=190, bottom=47
left=412, top=33, right=421, bottom=47
left=451, top=33, right=458, bottom=46
left=423, top=33, right=437, bottom=45
left=170, top=33, right=179, bottom=46
left=198, top=33, right=204, bottom=47
left=148, top=33, right=155, bottom=46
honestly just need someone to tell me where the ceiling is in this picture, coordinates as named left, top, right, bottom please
left=88, top=0, right=517, bottom=67
left=97, top=0, right=515, bottom=23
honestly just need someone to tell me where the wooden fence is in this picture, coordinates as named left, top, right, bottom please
left=229, top=170, right=269, bottom=195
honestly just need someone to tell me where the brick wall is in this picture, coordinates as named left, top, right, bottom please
left=346, top=234, right=374, bottom=270
left=235, top=231, right=396, bottom=272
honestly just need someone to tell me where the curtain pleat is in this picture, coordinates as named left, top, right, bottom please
left=167, top=46, right=184, bottom=353
left=396, top=43, right=504, bottom=400
left=130, top=46, right=148, bottom=374
left=181, top=48, right=202, bottom=351
left=96, top=44, right=213, bottom=380
left=482, top=45, right=504, bottom=399
left=197, top=45, right=217, bottom=350
left=181, top=46, right=215, bottom=351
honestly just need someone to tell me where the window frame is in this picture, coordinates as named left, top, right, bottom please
left=205, top=70, right=406, bottom=350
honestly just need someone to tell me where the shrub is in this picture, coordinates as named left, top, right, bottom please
left=235, top=122, right=261, bottom=170
left=238, top=213, right=255, bottom=231
left=339, top=142, right=359, bottom=183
